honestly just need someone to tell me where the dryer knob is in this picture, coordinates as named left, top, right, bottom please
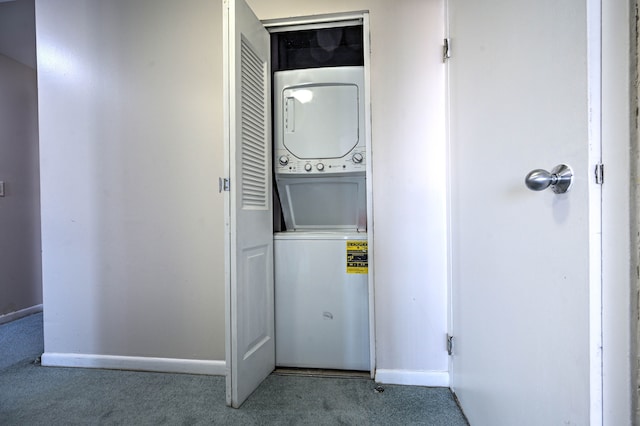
left=278, top=155, right=289, bottom=166
left=304, top=163, right=313, bottom=172
left=316, top=163, right=325, bottom=171
left=352, top=152, right=364, bottom=163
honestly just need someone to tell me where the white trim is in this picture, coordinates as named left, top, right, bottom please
left=361, top=11, right=376, bottom=381
left=443, top=0, right=454, bottom=393
left=222, top=0, right=233, bottom=406
left=586, top=0, right=604, bottom=424
left=266, top=19, right=362, bottom=33
left=0, top=304, right=43, bottom=325
left=41, top=353, right=226, bottom=376
left=375, top=369, right=449, bottom=387
left=262, top=11, right=367, bottom=30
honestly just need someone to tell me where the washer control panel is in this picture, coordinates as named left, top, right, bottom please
left=274, top=150, right=366, bottom=174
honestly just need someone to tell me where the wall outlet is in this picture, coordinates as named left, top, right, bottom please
left=0, top=181, right=5, bottom=197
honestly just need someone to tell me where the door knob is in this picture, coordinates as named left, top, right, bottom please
left=525, top=164, right=573, bottom=194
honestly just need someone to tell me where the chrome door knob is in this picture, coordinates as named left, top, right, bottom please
left=525, top=164, right=573, bottom=194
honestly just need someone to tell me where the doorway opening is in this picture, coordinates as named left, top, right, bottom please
left=223, top=3, right=374, bottom=407
left=266, top=16, right=374, bottom=376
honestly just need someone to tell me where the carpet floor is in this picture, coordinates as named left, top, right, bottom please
left=0, top=313, right=469, bottom=425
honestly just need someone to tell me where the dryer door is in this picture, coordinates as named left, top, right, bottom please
left=283, top=83, right=359, bottom=158
left=274, top=67, right=365, bottom=162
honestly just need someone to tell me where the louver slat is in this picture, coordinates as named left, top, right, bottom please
left=240, top=37, right=267, bottom=209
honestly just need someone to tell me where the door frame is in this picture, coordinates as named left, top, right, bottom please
left=225, top=9, right=377, bottom=387
left=600, top=0, right=634, bottom=423
left=262, top=11, right=376, bottom=377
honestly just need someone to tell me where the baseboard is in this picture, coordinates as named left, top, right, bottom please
left=41, top=353, right=226, bottom=376
left=375, top=369, right=449, bottom=387
left=0, top=304, right=43, bottom=325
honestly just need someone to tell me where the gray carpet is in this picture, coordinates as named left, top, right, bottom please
left=0, top=313, right=469, bottom=425
left=0, top=312, right=43, bottom=370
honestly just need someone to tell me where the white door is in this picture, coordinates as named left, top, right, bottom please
left=223, top=0, right=274, bottom=408
left=448, top=0, right=602, bottom=424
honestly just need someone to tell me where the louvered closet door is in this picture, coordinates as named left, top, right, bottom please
left=224, top=0, right=274, bottom=408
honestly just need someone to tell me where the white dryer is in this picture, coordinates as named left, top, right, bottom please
left=273, top=66, right=366, bottom=231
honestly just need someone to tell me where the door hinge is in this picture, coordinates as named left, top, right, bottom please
left=595, top=163, right=604, bottom=185
left=446, top=334, right=454, bottom=356
left=219, top=177, right=230, bottom=192
left=443, top=38, right=451, bottom=62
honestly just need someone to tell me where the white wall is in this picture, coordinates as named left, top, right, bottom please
left=37, top=0, right=448, bottom=382
left=37, top=0, right=226, bottom=364
left=0, top=53, right=41, bottom=319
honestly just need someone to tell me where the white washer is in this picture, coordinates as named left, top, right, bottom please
left=274, top=232, right=370, bottom=371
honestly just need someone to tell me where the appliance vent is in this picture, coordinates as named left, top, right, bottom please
left=240, top=36, right=268, bottom=209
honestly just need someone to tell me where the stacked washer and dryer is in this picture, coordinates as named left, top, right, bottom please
left=273, top=64, right=370, bottom=371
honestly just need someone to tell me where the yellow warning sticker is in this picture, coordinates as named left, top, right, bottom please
left=346, top=240, right=368, bottom=274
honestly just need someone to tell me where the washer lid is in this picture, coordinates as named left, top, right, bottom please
left=276, top=174, right=367, bottom=232
left=273, top=231, right=367, bottom=240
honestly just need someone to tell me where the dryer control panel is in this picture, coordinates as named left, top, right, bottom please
left=274, top=149, right=366, bottom=174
